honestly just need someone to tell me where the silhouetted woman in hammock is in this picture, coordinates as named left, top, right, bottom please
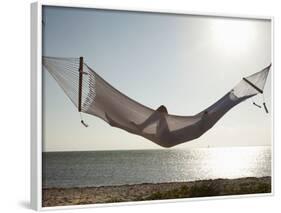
left=132, top=106, right=209, bottom=132
left=105, top=105, right=169, bottom=136
left=105, top=105, right=210, bottom=147
left=105, top=105, right=209, bottom=133
left=130, top=105, right=168, bottom=132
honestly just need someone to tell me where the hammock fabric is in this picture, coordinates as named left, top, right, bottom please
left=43, top=56, right=271, bottom=148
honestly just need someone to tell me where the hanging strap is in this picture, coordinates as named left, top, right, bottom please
left=79, top=112, right=89, bottom=127
left=252, top=102, right=262, bottom=108
left=262, top=94, right=269, bottom=113
left=81, top=120, right=89, bottom=127
left=252, top=95, right=269, bottom=113
left=263, top=102, right=269, bottom=113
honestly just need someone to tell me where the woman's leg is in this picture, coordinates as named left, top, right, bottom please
left=131, top=111, right=161, bottom=131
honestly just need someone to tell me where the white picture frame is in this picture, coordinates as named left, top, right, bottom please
left=31, top=1, right=274, bottom=211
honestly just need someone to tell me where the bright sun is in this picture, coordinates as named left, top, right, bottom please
left=210, top=18, right=257, bottom=55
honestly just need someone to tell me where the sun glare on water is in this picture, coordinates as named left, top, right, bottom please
left=201, top=147, right=268, bottom=179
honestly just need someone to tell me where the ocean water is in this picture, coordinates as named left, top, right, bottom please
left=42, top=146, right=271, bottom=188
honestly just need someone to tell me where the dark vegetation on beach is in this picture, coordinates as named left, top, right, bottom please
left=43, top=176, right=271, bottom=207
left=145, top=177, right=270, bottom=200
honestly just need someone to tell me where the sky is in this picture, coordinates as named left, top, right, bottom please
left=42, top=6, right=271, bottom=152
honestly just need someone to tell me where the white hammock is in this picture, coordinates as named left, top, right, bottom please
left=43, top=56, right=271, bottom=148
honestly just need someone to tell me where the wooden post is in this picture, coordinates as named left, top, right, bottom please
left=78, top=57, right=83, bottom=112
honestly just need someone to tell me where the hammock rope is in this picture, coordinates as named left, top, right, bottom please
left=42, top=56, right=271, bottom=148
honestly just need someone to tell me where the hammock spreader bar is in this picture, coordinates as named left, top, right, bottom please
left=78, top=56, right=89, bottom=126
left=78, top=56, right=83, bottom=112
left=242, top=77, right=263, bottom=94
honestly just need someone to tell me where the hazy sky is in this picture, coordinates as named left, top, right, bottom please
left=42, top=6, right=271, bottom=152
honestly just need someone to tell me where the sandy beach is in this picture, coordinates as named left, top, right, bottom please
left=43, top=176, right=271, bottom=207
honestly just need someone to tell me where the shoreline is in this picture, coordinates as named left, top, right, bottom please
left=43, top=176, right=271, bottom=207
